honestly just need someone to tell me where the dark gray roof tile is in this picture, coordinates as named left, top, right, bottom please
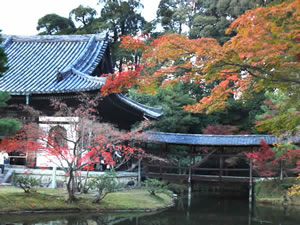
left=0, top=33, right=107, bottom=94
left=0, top=33, right=163, bottom=119
left=146, top=132, right=300, bottom=146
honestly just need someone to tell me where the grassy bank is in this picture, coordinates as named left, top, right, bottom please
left=255, top=178, right=300, bottom=206
left=0, top=186, right=173, bottom=213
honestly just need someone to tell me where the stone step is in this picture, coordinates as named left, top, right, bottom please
left=0, top=168, right=13, bottom=184
left=0, top=174, right=3, bottom=184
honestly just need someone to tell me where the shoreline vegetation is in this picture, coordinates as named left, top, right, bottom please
left=0, top=186, right=174, bottom=214
left=254, top=178, right=300, bottom=207
left=3, top=178, right=300, bottom=214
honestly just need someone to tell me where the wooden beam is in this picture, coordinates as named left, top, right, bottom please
left=146, top=164, right=249, bottom=172
left=191, top=149, right=217, bottom=169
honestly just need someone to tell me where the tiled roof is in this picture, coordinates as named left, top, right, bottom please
left=0, top=33, right=163, bottom=119
left=146, top=132, right=300, bottom=146
left=0, top=33, right=107, bottom=94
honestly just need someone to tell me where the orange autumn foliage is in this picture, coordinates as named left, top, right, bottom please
left=101, top=0, right=299, bottom=115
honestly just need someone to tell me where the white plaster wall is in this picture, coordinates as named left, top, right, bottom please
left=37, top=117, right=79, bottom=168
left=13, top=168, right=138, bottom=188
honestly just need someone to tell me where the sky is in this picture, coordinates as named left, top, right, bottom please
left=0, top=0, right=160, bottom=35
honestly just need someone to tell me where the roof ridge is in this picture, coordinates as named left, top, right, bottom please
left=58, top=35, right=96, bottom=80
left=147, top=131, right=275, bottom=137
left=2, top=33, right=107, bottom=42
left=1, top=32, right=109, bottom=94
left=145, top=132, right=300, bottom=145
left=0, top=36, right=13, bottom=49
left=82, top=41, right=108, bottom=74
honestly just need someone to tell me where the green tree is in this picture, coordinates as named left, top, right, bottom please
left=255, top=91, right=300, bottom=137
left=156, top=0, right=277, bottom=44
left=189, top=0, right=278, bottom=44
left=156, top=0, right=191, bottom=34
left=98, top=0, right=145, bottom=42
left=142, top=178, right=169, bottom=196
left=0, top=32, right=20, bottom=136
left=88, top=170, right=120, bottom=203
left=13, top=175, right=39, bottom=193
left=129, top=81, right=264, bottom=134
left=0, top=36, right=7, bottom=74
left=36, top=1, right=150, bottom=68
left=37, top=14, right=76, bottom=35
left=69, top=5, right=97, bottom=28
left=115, top=0, right=299, bottom=136
left=129, top=84, right=201, bottom=133
left=97, top=0, right=147, bottom=71
left=69, top=5, right=100, bottom=34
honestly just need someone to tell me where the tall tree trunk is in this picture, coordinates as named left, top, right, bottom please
left=66, top=171, right=77, bottom=202
left=119, top=58, right=123, bottom=72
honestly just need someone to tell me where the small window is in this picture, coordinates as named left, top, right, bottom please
left=48, top=126, right=67, bottom=147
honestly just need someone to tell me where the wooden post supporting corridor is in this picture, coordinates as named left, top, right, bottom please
left=51, top=167, right=57, bottom=189
left=249, top=158, right=253, bottom=205
left=138, top=158, right=141, bottom=187
left=188, top=145, right=193, bottom=208
left=219, top=155, right=223, bottom=182
left=280, top=159, right=284, bottom=181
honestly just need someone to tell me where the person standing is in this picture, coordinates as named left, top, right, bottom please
left=0, top=151, right=9, bottom=174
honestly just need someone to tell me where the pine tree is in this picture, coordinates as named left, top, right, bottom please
left=0, top=32, right=20, bottom=136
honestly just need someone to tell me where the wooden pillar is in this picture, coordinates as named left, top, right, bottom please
left=188, top=166, right=192, bottom=208
left=249, top=158, right=253, bottom=206
left=144, top=143, right=148, bottom=174
left=248, top=157, right=253, bottom=225
left=159, top=143, right=167, bottom=175
left=188, top=145, right=193, bottom=208
left=51, top=167, right=57, bottom=189
left=26, top=94, right=30, bottom=105
left=188, top=145, right=193, bottom=184
left=280, top=159, right=284, bottom=181
left=219, top=155, right=223, bottom=182
left=138, top=158, right=141, bottom=187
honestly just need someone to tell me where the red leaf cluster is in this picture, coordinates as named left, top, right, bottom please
left=100, top=66, right=142, bottom=96
left=246, top=140, right=276, bottom=177
left=246, top=140, right=300, bottom=177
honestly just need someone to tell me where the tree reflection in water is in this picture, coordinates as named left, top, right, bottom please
left=0, top=213, right=131, bottom=225
left=1, top=195, right=300, bottom=225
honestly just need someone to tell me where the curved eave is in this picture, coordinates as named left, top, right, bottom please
left=0, top=33, right=108, bottom=95
left=115, top=93, right=163, bottom=119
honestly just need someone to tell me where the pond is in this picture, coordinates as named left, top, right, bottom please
left=1, top=194, right=300, bottom=225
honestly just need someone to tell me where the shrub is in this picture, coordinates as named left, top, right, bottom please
left=142, top=178, right=169, bottom=196
left=168, top=183, right=187, bottom=195
left=13, top=175, right=39, bottom=193
left=88, top=170, right=121, bottom=203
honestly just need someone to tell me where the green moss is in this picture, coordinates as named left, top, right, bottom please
left=0, top=186, right=173, bottom=213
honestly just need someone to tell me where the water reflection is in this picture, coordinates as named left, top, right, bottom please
left=0, top=213, right=137, bottom=225
left=1, top=194, right=300, bottom=225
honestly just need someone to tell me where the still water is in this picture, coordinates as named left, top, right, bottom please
left=1, top=194, right=300, bottom=225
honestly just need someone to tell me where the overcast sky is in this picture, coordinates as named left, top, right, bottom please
left=0, top=0, right=160, bottom=35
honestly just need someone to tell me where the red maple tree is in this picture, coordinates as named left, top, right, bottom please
left=0, top=95, right=147, bottom=202
left=246, top=140, right=300, bottom=177
left=100, top=0, right=299, bottom=135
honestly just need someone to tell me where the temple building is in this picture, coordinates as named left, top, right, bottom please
left=0, top=32, right=162, bottom=166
